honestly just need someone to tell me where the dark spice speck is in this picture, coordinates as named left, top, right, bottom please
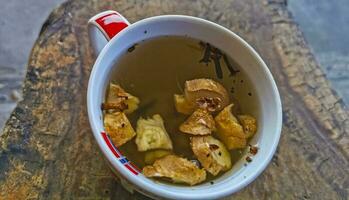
left=248, top=92, right=252, bottom=96
left=210, top=181, right=214, bottom=185
left=230, top=87, right=235, bottom=94
left=209, top=144, right=219, bottom=150
left=128, top=45, right=136, bottom=52
left=249, top=145, right=259, bottom=155
left=246, top=156, right=252, bottom=163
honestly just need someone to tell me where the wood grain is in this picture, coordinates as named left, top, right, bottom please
left=0, top=0, right=348, bottom=199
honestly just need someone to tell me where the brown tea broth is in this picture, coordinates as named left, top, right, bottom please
left=109, top=36, right=258, bottom=184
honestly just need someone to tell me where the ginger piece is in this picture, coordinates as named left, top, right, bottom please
left=215, top=104, right=248, bottom=149
left=135, top=114, right=173, bottom=151
left=143, top=155, right=206, bottom=185
left=179, top=108, right=216, bottom=136
left=102, top=102, right=128, bottom=111
left=238, top=115, right=257, bottom=138
left=144, top=150, right=172, bottom=165
left=220, top=136, right=246, bottom=149
left=215, top=104, right=246, bottom=138
left=184, top=79, right=229, bottom=112
left=191, top=136, right=232, bottom=176
left=174, top=94, right=195, bottom=115
left=104, top=83, right=140, bottom=114
left=104, top=112, right=136, bottom=147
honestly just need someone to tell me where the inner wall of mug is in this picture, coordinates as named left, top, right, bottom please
left=91, top=16, right=280, bottom=197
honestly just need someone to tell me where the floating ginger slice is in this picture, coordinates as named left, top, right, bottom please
left=184, top=79, right=229, bottom=112
left=215, top=104, right=247, bottom=149
left=103, top=83, right=140, bottom=114
left=191, top=136, right=232, bottom=176
left=144, top=150, right=172, bottom=165
left=135, top=114, right=173, bottom=151
left=222, top=136, right=246, bottom=149
left=238, top=115, right=257, bottom=138
left=104, top=112, right=136, bottom=147
left=143, top=155, right=206, bottom=185
left=179, top=108, right=216, bottom=135
left=215, top=104, right=246, bottom=138
left=174, top=94, right=195, bottom=115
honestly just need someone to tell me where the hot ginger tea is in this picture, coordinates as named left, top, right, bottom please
left=102, top=36, right=259, bottom=185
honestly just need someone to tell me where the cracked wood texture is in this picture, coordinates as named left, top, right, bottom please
left=0, top=0, right=348, bottom=199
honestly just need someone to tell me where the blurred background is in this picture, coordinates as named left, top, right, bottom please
left=0, top=0, right=348, bottom=131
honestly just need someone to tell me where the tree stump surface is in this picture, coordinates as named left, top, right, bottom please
left=0, top=0, right=348, bottom=199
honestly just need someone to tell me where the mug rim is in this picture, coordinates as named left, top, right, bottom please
left=87, top=15, right=282, bottom=199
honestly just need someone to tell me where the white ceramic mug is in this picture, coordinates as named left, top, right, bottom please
left=87, top=10, right=282, bottom=200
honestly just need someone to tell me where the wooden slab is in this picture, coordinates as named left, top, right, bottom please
left=0, top=0, right=348, bottom=199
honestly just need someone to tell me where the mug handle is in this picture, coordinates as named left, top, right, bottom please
left=88, top=10, right=130, bottom=55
